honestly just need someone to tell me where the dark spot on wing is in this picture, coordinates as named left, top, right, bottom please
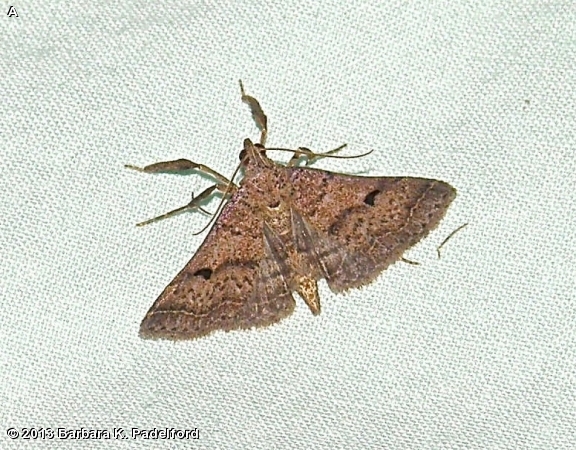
left=193, top=268, right=213, bottom=280
left=363, top=189, right=381, bottom=206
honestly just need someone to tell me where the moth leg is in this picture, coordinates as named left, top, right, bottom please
left=240, top=80, right=268, bottom=146
left=437, top=223, right=468, bottom=259
left=287, top=143, right=348, bottom=167
left=135, top=183, right=237, bottom=227
left=125, top=159, right=234, bottom=188
left=401, top=257, right=420, bottom=266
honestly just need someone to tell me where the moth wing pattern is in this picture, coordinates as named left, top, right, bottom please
left=139, top=190, right=296, bottom=340
left=285, top=166, right=456, bottom=292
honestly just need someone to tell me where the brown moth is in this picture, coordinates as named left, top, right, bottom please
left=128, top=82, right=456, bottom=340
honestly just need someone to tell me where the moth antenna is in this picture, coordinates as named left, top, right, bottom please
left=303, top=143, right=348, bottom=166
left=266, top=145, right=373, bottom=161
left=191, top=157, right=246, bottom=236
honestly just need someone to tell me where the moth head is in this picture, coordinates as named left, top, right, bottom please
left=240, top=138, right=274, bottom=168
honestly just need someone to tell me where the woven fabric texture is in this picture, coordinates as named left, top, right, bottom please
left=2, top=2, right=575, bottom=449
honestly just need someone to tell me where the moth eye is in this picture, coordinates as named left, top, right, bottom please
left=239, top=149, right=247, bottom=161
left=268, top=200, right=280, bottom=209
left=363, top=189, right=381, bottom=206
left=193, top=268, right=213, bottom=280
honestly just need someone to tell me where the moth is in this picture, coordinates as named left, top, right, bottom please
left=127, top=82, right=456, bottom=340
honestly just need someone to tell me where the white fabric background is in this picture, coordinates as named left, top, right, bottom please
left=2, top=1, right=575, bottom=448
